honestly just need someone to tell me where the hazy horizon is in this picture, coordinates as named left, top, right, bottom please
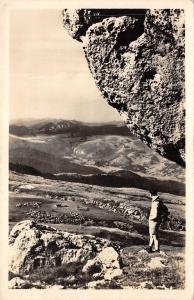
left=10, top=116, right=123, bottom=124
left=10, top=10, right=121, bottom=123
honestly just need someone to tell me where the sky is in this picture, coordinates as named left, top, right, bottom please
left=10, top=9, right=121, bottom=123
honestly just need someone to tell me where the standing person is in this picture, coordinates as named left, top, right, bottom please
left=146, top=190, right=169, bottom=253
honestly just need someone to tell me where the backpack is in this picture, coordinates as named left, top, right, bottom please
left=158, top=201, right=170, bottom=223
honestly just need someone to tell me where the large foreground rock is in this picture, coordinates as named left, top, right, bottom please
left=63, top=9, right=185, bottom=166
left=9, top=220, right=121, bottom=279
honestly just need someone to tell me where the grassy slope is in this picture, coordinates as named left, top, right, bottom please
left=9, top=171, right=185, bottom=289
left=9, top=171, right=185, bottom=239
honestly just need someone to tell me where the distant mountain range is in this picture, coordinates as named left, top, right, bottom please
left=9, top=119, right=185, bottom=195
left=9, top=119, right=130, bottom=137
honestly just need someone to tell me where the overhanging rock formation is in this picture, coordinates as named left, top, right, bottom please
left=63, top=9, right=185, bottom=166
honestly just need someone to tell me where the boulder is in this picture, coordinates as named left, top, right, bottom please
left=82, top=246, right=122, bottom=280
left=63, top=9, right=185, bottom=166
left=9, top=220, right=113, bottom=274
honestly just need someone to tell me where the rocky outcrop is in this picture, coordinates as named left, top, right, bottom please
left=82, top=246, right=122, bottom=281
left=63, top=9, right=185, bottom=166
left=9, top=220, right=121, bottom=279
left=8, top=221, right=185, bottom=289
left=63, top=9, right=146, bottom=41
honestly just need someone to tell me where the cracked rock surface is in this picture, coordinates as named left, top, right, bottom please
left=63, top=9, right=185, bottom=166
left=9, top=220, right=120, bottom=275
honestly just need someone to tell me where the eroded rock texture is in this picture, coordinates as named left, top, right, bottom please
left=9, top=220, right=123, bottom=280
left=63, top=9, right=185, bottom=166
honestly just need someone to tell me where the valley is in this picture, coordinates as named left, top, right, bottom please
left=8, top=119, right=185, bottom=289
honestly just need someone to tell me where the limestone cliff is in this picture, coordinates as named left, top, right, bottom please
left=63, top=9, right=185, bottom=166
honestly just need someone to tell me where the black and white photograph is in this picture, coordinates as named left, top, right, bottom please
left=0, top=0, right=193, bottom=299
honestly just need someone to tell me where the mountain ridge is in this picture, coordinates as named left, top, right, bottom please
left=9, top=119, right=185, bottom=195
left=10, top=119, right=131, bottom=137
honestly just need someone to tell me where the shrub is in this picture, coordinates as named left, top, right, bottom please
left=26, top=261, right=85, bottom=285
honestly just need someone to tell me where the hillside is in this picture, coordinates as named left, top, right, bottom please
left=9, top=119, right=185, bottom=195
left=9, top=119, right=185, bottom=289
left=9, top=171, right=185, bottom=289
left=9, top=146, right=101, bottom=175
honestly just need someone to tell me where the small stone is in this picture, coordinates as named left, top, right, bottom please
left=48, top=285, right=64, bottom=289
left=87, top=279, right=106, bottom=289
left=140, top=281, right=154, bottom=289
left=65, top=275, right=76, bottom=283
left=8, top=277, right=31, bottom=289
left=148, top=257, right=166, bottom=269
left=138, top=249, right=148, bottom=254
